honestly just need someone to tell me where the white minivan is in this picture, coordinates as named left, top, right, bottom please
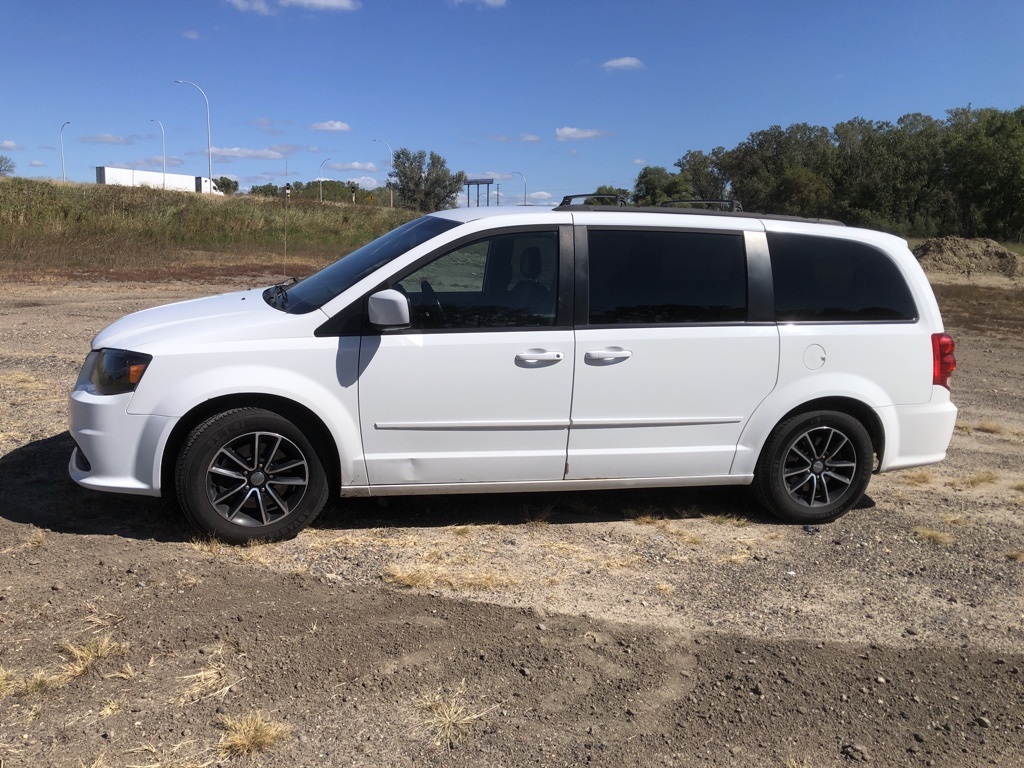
left=69, top=203, right=957, bottom=542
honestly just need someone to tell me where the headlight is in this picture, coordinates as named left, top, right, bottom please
left=76, top=349, right=153, bottom=396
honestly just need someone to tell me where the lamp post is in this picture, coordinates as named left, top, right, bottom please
left=151, top=119, right=166, bottom=189
left=174, top=79, right=212, bottom=191
left=373, top=138, right=394, bottom=207
left=60, top=121, right=70, bottom=183
left=319, top=157, right=331, bottom=203
left=512, top=171, right=527, bottom=206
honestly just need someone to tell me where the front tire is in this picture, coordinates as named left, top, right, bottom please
left=175, top=408, right=329, bottom=543
left=754, top=410, right=873, bottom=523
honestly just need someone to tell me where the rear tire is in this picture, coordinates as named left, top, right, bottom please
left=754, top=410, right=873, bottom=523
left=175, top=408, right=329, bottom=544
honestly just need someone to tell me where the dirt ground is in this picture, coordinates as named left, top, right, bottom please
left=1, top=254, right=1023, bottom=766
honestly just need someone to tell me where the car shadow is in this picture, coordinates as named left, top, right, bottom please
left=0, top=433, right=866, bottom=541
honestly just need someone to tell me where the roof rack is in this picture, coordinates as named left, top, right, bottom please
left=558, top=192, right=630, bottom=207
left=660, top=199, right=743, bottom=212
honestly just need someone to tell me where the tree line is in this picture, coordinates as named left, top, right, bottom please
left=245, top=148, right=465, bottom=212
left=627, top=106, right=1024, bottom=241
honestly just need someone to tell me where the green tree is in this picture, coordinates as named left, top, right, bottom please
left=0, top=155, right=14, bottom=177
left=215, top=176, right=239, bottom=195
left=390, top=148, right=467, bottom=212
left=674, top=149, right=729, bottom=202
left=632, top=165, right=688, bottom=206
left=248, top=182, right=280, bottom=197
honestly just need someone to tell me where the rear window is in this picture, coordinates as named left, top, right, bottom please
left=768, top=233, right=918, bottom=322
left=587, top=229, right=747, bottom=324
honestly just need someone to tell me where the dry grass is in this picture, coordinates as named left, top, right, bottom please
left=655, top=582, right=676, bottom=596
left=0, top=666, right=15, bottom=699
left=942, top=515, right=967, bottom=526
left=1012, top=481, right=1024, bottom=493
left=702, top=514, right=751, bottom=528
left=127, top=741, right=215, bottom=768
left=945, top=470, right=1000, bottom=489
left=60, top=636, right=128, bottom=679
left=215, top=712, right=293, bottom=758
left=414, top=679, right=499, bottom=750
left=914, top=527, right=954, bottom=546
left=178, top=655, right=238, bottom=704
left=22, top=669, right=66, bottom=694
left=524, top=503, right=554, bottom=526
left=974, top=420, right=1007, bottom=434
left=0, top=526, right=46, bottom=553
left=1005, top=551, right=1024, bottom=562
left=901, top=468, right=934, bottom=485
left=104, top=663, right=135, bottom=681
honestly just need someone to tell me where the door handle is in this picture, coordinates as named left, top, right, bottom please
left=515, top=350, right=564, bottom=363
left=584, top=348, right=632, bottom=361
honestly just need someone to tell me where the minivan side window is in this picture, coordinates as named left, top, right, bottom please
left=767, top=233, right=918, bottom=322
left=394, top=230, right=559, bottom=330
left=587, top=230, right=747, bottom=325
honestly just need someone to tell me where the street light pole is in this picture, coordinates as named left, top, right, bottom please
left=60, top=121, right=70, bottom=183
left=512, top=171, right=527, bottom=206
left=319, top=157, right=331, bottom=203
left=151, top=119, right=166, bottom=189
left=174, top=80, right=212, bottom=192
left=374, top=138, right=394, bottom=207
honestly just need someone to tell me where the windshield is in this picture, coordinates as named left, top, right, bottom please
left=266, top=215, right=461, bottom=314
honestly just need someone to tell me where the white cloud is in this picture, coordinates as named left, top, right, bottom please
left=633, top=158, right=646, bottom=166
left=1, top=139, right=20, bottom=150
left=212, top=146, right=286, bottom=160
left=226, top=0, right=272, bottom=13
left=280, top=0, right=361, bottom=8
left=182, top=29, right=200, bottom=40
left=327, top=161, right=377, bottom=172
left=30, top=160, right=45, bottom=167
left=603, top=56, right=644, bottom=71
left=452, top=0, right=506, bottom=7
left=80, top=133, right=134, bottom=145
left=555, top=126, right=606, bottom=141
left=528, top=191, right=552, bottom=202
left=492, top=133, right=540, bottom=144
left=250, top=117, right=287, bottom=136
left=311, top=120, right=351, bottom=132
left=124, top=156, right=186, bottom=170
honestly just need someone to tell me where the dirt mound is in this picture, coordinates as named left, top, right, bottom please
left=913, top=236, right=1021, bottom=278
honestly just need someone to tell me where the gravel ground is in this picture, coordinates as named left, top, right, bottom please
left=1, top=274, right=1022, bottom=767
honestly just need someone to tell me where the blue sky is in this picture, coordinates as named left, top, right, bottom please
left=3, top=0, right=1023, bottom=203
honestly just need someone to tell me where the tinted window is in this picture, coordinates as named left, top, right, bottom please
left=768, top=233, right=918, bottom=322
left=587, top=230, right=747, bottom=324
left=394, top=230, right=559, bottom=330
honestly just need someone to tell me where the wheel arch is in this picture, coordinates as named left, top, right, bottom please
left=160, top=394, right=342, bottom=499
left=753, top=396, right=885, bottom=474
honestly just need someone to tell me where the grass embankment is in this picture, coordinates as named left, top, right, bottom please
left=0, top=177, right=417, bottom=280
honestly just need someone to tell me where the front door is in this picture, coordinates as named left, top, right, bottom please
left=358, top=228, right=574, bottom=486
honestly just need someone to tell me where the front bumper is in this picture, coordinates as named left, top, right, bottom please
left=68, top=389, right=172, bottom=497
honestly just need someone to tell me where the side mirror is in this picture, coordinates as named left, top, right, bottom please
left=367, top=288, right=410, bottom=328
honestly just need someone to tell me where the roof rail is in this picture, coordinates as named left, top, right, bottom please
left=558, top=192, right=630, bottom=207
left=660, top=199, right=743, bottom=212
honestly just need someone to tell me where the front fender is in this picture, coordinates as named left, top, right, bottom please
left=126, top=337, right=366, bottom=488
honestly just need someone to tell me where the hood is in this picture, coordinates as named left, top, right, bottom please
left=92, top=288, right=321, bottom=351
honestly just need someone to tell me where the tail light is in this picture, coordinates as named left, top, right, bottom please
left=932, top=333, right=956, bottom=389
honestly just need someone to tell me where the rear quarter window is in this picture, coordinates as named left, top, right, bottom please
left=767, top=232, right=918, bottom=322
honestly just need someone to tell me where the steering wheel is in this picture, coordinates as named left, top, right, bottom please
left=419, top=279, right=447, bottom=326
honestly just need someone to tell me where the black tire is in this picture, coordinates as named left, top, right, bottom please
left=175, top=408, right=329, bottom=544
left=753, top=410, right=873, bottom=523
